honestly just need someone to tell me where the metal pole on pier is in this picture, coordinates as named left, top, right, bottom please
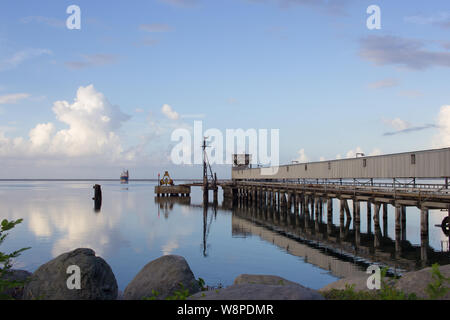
left=202, top=138, right=209, bottom=204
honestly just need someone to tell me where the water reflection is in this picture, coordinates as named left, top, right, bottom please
left=155, top=197, right=191, bottom=219
left=232, top=199, right=450, bottom=274
left=1, top=181, right=449, bottom=291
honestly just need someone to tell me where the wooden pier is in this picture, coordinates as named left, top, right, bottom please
left=155, top=185, right=191, bottom=197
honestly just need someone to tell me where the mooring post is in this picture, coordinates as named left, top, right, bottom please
left=93, top=184, right=102, bottom=211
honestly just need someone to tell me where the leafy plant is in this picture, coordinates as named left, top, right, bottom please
left=142, top=289, right=160, bottom=300
left=197, top=277, right=207, bottom=291
left=425, top=263, right=450, bottom=300
left=0, top=219, right=31, bottom=300
left=165, top=283, right=190, bottom=300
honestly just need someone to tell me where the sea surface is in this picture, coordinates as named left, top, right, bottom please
left=0, top=181, right=449, bottom=292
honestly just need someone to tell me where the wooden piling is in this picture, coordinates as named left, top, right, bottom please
left=374, top=203, right=381, bottom=248
left=354, top=200, right=361, bottom=247
left=395, top=205, right=402, bottom=256
left=367, top=201, right=372, bottom=234
left=420, top=207, right=429, bottom=266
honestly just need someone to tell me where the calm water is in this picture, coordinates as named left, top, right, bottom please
left=1, top=181, right=449, bottom=291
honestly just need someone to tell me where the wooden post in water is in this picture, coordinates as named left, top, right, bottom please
left=93, top=184, right=102, bottom=212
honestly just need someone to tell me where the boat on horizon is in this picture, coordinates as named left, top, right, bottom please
left=120, top=170, right=129, bottom=184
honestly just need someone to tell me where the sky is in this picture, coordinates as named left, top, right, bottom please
left=0, top=0, right=450, bottom=179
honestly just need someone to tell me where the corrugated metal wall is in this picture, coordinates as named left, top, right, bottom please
left=232, top=148, right=450, bottom=180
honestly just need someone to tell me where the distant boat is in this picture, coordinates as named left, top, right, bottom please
left=120, top=170, right=129, bottom=184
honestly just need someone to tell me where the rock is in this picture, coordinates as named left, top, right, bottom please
left=22, top=248, right=118, bottom=300
left=234, top=274, right=301, bottom=287
left=393, top=264, right=450, bottom=300
left=0, top=270, right=32, bottom=300
left=319, top=276, right=370, bottom=293
left=190, top=274, right=324, bottom=300
left=190, top=284, right=325, bottom=300
left=123, top=255, right=200, bottom=300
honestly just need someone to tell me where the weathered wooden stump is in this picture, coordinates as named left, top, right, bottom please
left=93, top=184, right=102, bottom=211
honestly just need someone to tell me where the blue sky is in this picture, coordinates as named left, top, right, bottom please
left=1, top=0, right=450, bottom=178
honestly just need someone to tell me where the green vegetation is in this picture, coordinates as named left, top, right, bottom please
left=425, top=264, right=450, bottom=300
left=144, top=278, right=208, bottom=300
left=323, top=265, right=449, bottom=300
left=0, top=219, right=30, bottom=300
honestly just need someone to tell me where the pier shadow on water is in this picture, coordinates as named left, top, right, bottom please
left=225, top=197, right=450, bottom=275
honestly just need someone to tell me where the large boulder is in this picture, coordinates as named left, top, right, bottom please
left=22, top=248, right=118, bottom=300
left=319, top=276, right=371, bottom=293
left=393, top=264, right=450, bottom=300
left=234, top=274, right=301, bottom=287
left=0, top=270, right=32, bottom=300
left=190, top=274, right=324, bottom=300
left=124, top=255, right=200, bottom=300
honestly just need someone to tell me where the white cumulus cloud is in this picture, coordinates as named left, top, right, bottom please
left=0, top=85, right=131, bottom=160
left=161, top=104, right=180, bottom=120
left=293, top=148, right=308, bottom=163
left=432, top=105, right=450, bottom=148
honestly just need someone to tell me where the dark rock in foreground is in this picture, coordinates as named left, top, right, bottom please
left=123, top=255, right=200, bottom=300
left=22, top=248, right=118, bottom=300
left=190, top=274, right=324, bottom=300
left=0, top=270, right=32, bottom=300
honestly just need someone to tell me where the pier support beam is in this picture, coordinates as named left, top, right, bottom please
left=367, top=201, right=372, bottom=234
left=395, top=205, right=402, bottom=256
left=383, top=204, right=388, bottom=237
left=354, top=200, right=361, bottom=247
left=344, top=199, right=351, bottom=221
left=420, top=207, right=429, bottom=266
left=401, top=205, right=407, bottom=241
left=374, top=203, right=381, bottom=248
left=304, top=196, right=310, bottom=229
left=340, top=199, right=345, bottom=240
left=327, top=198, right=333, bottom=236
